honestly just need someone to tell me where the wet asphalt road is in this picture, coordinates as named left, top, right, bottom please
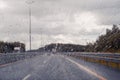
left=0, top=53, right=120, bottom=80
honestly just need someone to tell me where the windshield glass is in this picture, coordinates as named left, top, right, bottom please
left=0, top=0, right=120, bottom=80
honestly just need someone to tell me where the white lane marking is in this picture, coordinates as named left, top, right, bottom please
left=22, top=74, right=31, bottom=80
left=65, top=57, right=107, bottom=80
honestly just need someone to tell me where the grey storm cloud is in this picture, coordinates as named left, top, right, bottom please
left=3, top=0, right=120, bottom=24
left=0, top=0, right=119, bottom=49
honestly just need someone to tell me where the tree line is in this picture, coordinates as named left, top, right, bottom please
left=38, top=43, right=86, bottom=52
left=0, top=41, right=25, bottom=53
left=86, top=25, right=120, bottom=53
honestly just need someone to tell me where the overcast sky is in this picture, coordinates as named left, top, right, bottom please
left=0, top=0, right=120, bottom=50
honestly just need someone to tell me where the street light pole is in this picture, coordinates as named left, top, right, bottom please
left=26, top=0, right=34, bottom=51
left=29, top=5, right=32, bottom=51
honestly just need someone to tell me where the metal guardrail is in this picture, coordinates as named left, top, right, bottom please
left=64, top=52, right=120, bottom=70
left=0, top=52, right=43, bottom=65
left=65, top=52, right=120, bottom=59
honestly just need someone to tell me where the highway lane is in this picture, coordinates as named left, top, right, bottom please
left=0, top=53, right=119, bottom=80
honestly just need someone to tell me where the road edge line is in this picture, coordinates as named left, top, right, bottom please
left=65, top=57, right=107, bottom=80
